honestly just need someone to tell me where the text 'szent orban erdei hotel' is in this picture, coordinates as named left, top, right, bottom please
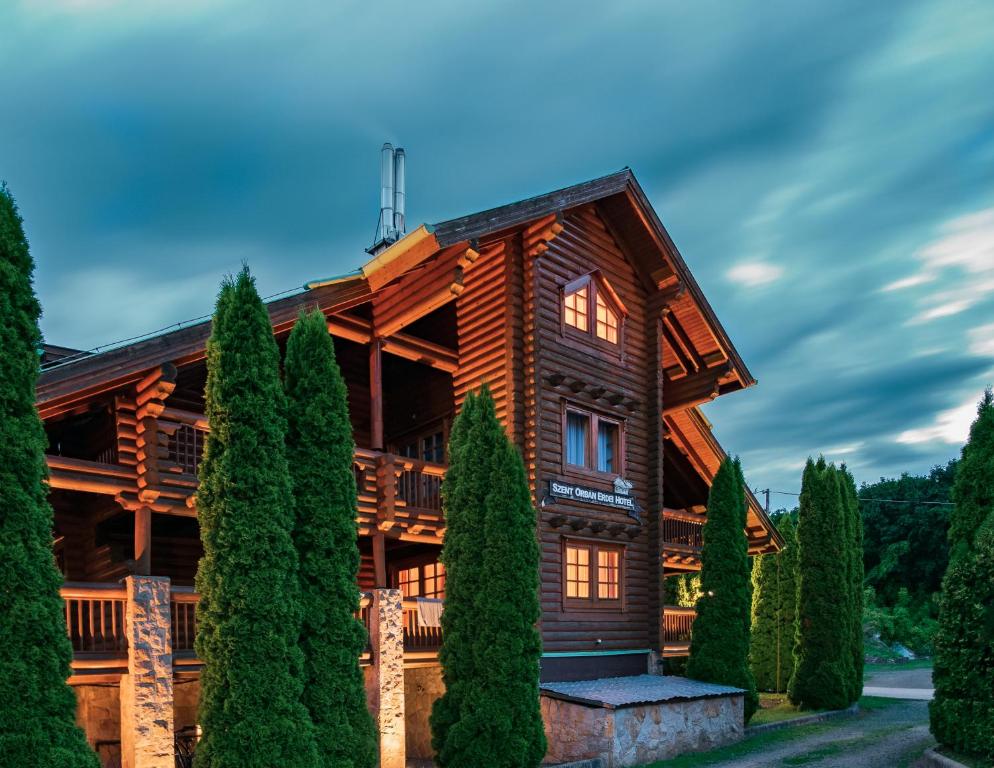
left=38, top=153, right=782, bottom=765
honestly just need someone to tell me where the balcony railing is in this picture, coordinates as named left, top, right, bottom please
left=62, top=585, right=440, bottom=670
left=662, top=605, right=696, bottom=657
left=62, top=582, right=128, bottom=658
left=662, top=517, right=704, bottom=550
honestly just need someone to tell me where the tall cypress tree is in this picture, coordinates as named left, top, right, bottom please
left=431, top=387, right=546, bottom=767
left=195, top=268, right=318, bottom=768
left=749, top=550, right=779, bottom=692
left=789, top=459, right=850, bottom=710
left=686, top=457, right=759, bottom=721
left=0, top=186, right=99, bottom=767
left=840, top=467, right=864, bottom=702
left=775, top=515, right=799, bottom=695
left=930, top=391, right=994, bottom=759
left=285, top=310, right=376, bottom=768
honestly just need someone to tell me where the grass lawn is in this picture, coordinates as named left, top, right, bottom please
left=749, top=694, right=809, bottom=726
left=635, top=696, right=902, bottom=767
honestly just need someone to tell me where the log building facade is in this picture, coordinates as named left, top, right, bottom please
left=37, top=169, right=782, bottom=766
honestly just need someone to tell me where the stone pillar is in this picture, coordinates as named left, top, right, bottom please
left=371, top=588, right=405, bottom=768
left=120, top=575, right=174, bottom=768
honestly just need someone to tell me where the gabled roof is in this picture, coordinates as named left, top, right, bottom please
left=37, top=168, right=754, bottom=418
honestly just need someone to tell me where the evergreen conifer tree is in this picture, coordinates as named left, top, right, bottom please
left=285, top=310, right=376, bottom=768
left=840, top=466, right=864, bottom=702
left=775, top=515, right=799, bottom=694
left=195, top=268, right=318, bottom=768
left=0, top=185, right=99, bottom=767
left=749, top=550, right=779, bottom=692
left=789, top=459, right=850, bottom=710
left=930, top=391, right=994, bottom=759
left=431, top=387, right=546, bottom=767
left=686, top=457, right=759, bottom=721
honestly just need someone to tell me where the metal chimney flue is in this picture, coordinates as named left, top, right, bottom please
left=379, top=143, right=396, bottom=244
left=393, top=147, right=406, bottom=236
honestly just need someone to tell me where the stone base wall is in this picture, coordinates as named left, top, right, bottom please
left=405, top=665, right=445, bottom=759
left=542, top=694, right=744, bottom=768
left=75, top=684, right=121, bottom=766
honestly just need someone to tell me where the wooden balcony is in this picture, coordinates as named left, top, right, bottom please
left=662, top=508, right=704, bottom=572
left=662, top=605, right=696, bottom=657
left=61, top=584, right=443, bottom=675
left=47, top=420, right=448, bottom=542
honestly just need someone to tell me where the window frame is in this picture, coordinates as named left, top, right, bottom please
left=562, top=537, right=625, bottom=612
left=560, top=273, right=627, bottom=352
left=390, top=556, right=446, bottom=599
left=561, top=401, right=626, bottom=480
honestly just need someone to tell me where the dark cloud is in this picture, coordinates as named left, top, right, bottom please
left=2, top=0, right=993, bottom=492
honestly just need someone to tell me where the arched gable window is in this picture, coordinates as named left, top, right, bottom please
left=562, top=273, right=626, bottom=346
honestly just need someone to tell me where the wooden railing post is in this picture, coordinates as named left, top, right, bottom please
left=370, top=588, right=405, bottom=768
left=120, top=575, right=174, bottom=768
left=376, top=453, right=397, bottom=533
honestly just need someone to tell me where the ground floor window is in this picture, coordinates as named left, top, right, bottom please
left=395, top=560, right=446, bottom=599
left=563, top=539, right=623, bottom=609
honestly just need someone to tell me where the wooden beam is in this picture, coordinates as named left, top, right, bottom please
left=663, top=364, right=731, bottom=415
left=134, top=507, right=151, bottom=576
left=327, top=315, right=459, bottom=372
left=374, top=268, right=464, bottom=338
left=372, top=533, right=387, bottom=588
left=46, top=456, right=135, bottom=495
left=369, top=340, right=383, bottom=451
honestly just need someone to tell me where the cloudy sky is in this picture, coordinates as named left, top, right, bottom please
left=3, top=0, right=993, bottom=496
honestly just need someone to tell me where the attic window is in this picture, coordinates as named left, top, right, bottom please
left=562, top=274, right=626, bottom=346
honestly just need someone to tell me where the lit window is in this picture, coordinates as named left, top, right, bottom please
left=566, top=411, right=590, bottom=467
left=595, top=294, right=619, bottom=343
left=598, top=550, right=620, bottom=599
left=565, top=540, right=623, bottom=607
left=397, top=567, right=420, bottom=598
left=423, top=562, right=446, bottom=599
left=565, top=545, right=590, bottom=598
left=597, top=420, right=619, bottom=474
left=564, top=285, right=589, bottom=332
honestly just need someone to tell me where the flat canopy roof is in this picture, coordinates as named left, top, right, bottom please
left=540, top=674, right=745, bottom=710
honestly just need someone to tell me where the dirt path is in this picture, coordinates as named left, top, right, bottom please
left=656, top=700, right=935, bottom=768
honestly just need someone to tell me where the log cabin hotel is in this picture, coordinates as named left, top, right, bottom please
left=41, top=147, right=782, bottom=767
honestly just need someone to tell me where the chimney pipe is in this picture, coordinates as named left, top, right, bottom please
left=379, top=143, right=395, bottom=243
left=393, top=147, right=406, bottom=236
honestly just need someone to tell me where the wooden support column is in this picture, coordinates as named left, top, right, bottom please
left=372, top=533, right=388, bottom=588
left=134, top=507, right=152, bottom=576
left=135, top=364, right=177, bottom=505
left=370, top=340, right=384, bottom=451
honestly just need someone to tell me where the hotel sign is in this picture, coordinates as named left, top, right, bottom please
left=547, top=477, right=642, bottom=521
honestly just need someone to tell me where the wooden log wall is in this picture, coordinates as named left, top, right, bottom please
left=528, top=206, right=654, bottom=653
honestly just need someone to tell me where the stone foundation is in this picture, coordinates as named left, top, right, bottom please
left=541, top=679, right=744, bottom=767
left=405, top=665, right=444, bottom=759
left=75, top=684, right=121, bottom=766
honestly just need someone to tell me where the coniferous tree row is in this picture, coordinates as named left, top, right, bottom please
left=431, top=387, right=546, bottom=767
left=195, top=268, right=318, bottom=768
left=686, top=457, right=759, bottom=721
left=840, top=467, right=864, bottom=702
left=930, top=390, right=994, bottom=760
left=285, top=310, right=377, bottom=768
left=0, top=185, right=99, bottom=766
left=789, top=459, right=852, bottom=710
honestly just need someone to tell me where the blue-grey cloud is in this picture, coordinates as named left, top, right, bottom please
left=2, top=0, right=993, bottom=493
